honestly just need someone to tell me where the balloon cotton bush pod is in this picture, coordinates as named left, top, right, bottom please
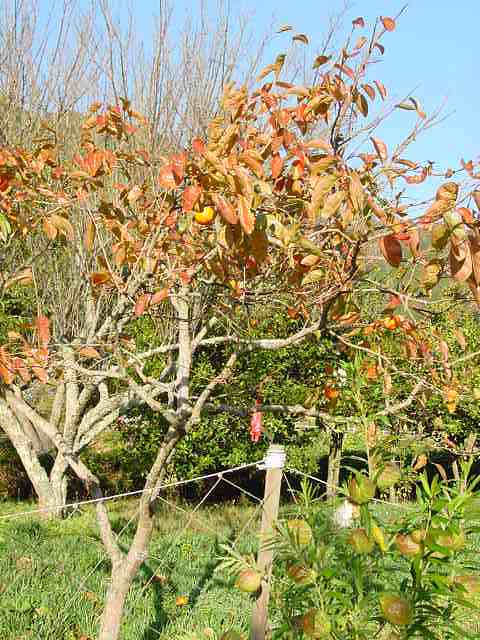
left=301, top=609, right=332, bottom=639
left=234, top=568, right=262, bottom=593
left=287, top=519, right=313, bottom=546
left=348, top=528, right=375, bottom=554
left=348, top=475, right=376, bottom=505
left=287, top=563, right=317, bottom=585
left=395, top=533, right=423, bottom=558
left=425, top=527, right=465, bottom=556
left=379, top=593, right=413, bottom=626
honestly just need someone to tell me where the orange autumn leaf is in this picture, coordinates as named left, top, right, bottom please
left=35, top=315, right=50, bottom=347
left=78, top=346, right=102, bottom=359
left=381, top=16, right=396, bottom=31
left=379, top=235, right=402, bottom=267
left=182, top=185, right=202, bottom=212
left=413, top=454, right=428, bottom=471
left=212, top=193, right=238, bottom=225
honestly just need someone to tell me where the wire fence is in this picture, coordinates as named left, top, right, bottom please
left=0, top=450, right=416, bottom=640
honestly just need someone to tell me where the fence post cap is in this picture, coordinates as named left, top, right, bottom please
left=259, top=444, right=286, bottom=470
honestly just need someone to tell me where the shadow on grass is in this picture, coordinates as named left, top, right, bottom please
left=140, top=537, right=230, bottom=639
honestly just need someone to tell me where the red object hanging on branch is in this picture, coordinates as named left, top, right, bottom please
left=250, top=399, right=263, bottom=443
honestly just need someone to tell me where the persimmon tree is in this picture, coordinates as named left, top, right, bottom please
left=0, top=12, right=479, bottom=639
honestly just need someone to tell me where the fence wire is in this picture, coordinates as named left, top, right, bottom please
left=0, top=456, right=419, bottom=639
left=0, top=459, right=268, bottom=639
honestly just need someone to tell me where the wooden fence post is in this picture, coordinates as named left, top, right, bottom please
left=251, top=444, right=286, bottom=640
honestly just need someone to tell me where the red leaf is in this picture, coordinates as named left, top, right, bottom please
left=150, top=288, right=169, bottom=305
left=192, top=138, right=205, bottom=154
left=134, top=293, right=152, bottom=317
left=35, top=315, right=50, bottom=347
left=212, top=193, right=238, bottom=225
left=373, top=80, right=387, bottom=100
left=32, top=365, right=49, bottom=383
left=370, top=137, right=388, bottom=161
left=78, top=347, right=102, bottom=359
left=405, top=168, right=427, bottom=185
left=461, top=158, right=474, bottom=176
left=182, top=185, right=202, bottom=212
left=354, top=36, right=368, bottom=50
left=458, top=207, right=474, bottom=224
left=158, top=165, right=177, bottom=190
left=379, top=235, right=402, bottom=267
left=170, top=153, right=186, bottom=183
left=0, top=364, right=13, bottom=384
left=381, top=16, right=396, bottom=31
left=362, top=84, right=376, bottom=100
left=292, top=33, right=309, bottom=45
left=271, top=154, right=284, bottom=179
left=179, top=271, right=192, bottom=285
left=312, top=55, right=331, bottom=69
left=238, top=195, right=255, bottom=235
left=352, top=16, right=365, bottom=28
left=12, top=357, right=30, bottom=382
left=0, top=176, right=11, bottom=192
left=90, top=272, right=111, bottom=286
left=334, top=63, right=355, bottom=80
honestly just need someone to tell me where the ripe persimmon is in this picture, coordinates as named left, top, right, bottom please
left=194, top=206, right=216, bottom=225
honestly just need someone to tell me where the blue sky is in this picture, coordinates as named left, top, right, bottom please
left=172, top=0, right=478, bottom=175
left=37, top=1, right=477, bottom=195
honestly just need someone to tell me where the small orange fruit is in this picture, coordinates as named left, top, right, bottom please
left=194, top=206, right=216, bottom=225
left=383, top=316, right=399, bottom=330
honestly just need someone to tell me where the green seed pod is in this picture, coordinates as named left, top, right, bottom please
left=379, top=593, right=413, bottom=626
left=426, top=527, right=465, bottom=557
left=348, top=528, right=374, bottom=554
left=301, top=609, right=332, bottom=638
left=348, top=475, right=376, bottom=505
left=287, top=563, right=317, bottom=585
left=376, top=462, right=401, bottom=491
left=395, top=533, right=423, bottom=557
left=410, top=529, right=426, bottom=544
left=287, top=519, right=313, bottom=546
left=235, top=569, right=262, bottom=593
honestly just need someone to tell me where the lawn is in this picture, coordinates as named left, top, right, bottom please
left=0, top=498, right=260, bottom=640
left=1, top=494, right=479, bottom=639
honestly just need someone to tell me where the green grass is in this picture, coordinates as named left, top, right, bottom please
left=0, top=498, right=260, bottom=640
left=1, top=498, right=479, bottom=639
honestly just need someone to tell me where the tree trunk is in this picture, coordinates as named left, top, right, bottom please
left=99, top=563, right=136, bottom=640
left=326, top=431, right=343, bottom=499
left=0, top=400, right=70, bottom=517
left=47, top=454, right=69, bottom=517
left=98, top=506, right=154, bottom=640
